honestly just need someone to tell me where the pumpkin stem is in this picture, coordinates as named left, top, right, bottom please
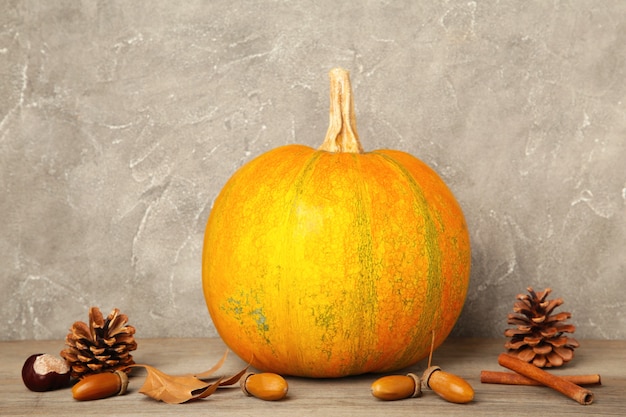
left=318, top=68, right=364, bottom=153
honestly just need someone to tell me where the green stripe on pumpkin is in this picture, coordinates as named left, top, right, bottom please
left=372, top=151, right=444, bottom=369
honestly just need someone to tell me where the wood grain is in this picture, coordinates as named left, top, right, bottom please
left=1, top=338, right=624, bottom=416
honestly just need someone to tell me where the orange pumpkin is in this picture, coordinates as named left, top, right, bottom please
left=202, top=68, right=470, bottom=378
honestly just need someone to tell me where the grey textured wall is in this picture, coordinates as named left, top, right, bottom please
left=1, top=1, right=625, bottom=342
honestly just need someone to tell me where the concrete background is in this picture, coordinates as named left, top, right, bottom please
left=1, top=1, right=625, bottom=342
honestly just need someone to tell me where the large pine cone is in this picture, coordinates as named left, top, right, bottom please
left=60, top=307, right=137, bottom=378
left=504, top=287, right=579, bottom=368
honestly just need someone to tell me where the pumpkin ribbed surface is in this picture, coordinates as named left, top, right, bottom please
left=202, top=69, right=470, bottom=378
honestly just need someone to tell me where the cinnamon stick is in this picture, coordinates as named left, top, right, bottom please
left=497, top=353, right=594, bottom=405
left=480, top=370, right=601, bottom=386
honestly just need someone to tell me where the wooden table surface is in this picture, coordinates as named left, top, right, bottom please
left=1, top=337, right=624, bottom=416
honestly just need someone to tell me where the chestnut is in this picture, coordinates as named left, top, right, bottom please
left=22, top=353, right=71, bottom=392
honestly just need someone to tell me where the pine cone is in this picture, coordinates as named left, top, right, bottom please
left=504, top=287, right=579, bottom=368
left=60, top=307, right=137, bottom=378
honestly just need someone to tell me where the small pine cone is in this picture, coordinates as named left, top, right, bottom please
left=60, top=307, right=137, bottom=378
left=504, top=287, right=579, bottom=368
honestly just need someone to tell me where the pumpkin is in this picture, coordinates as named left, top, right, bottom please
left=202, top=68, right=470, bottom=378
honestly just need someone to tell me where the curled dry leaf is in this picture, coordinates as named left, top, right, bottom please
left=130, top=364, right=223, bottom=404
left=214, top=366, right=250, bottom=387
left=130, top=350, right=249, bottom=404
left=192, top=350, right=229, bottom=380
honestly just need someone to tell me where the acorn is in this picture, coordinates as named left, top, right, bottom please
left=240, top=372, right=288, bottom=401
left=71, top=370, right=129, bottom=401
left=422, top=366, right=474, bottom=404
left=371, top=374, right=422, bottom=400
left=22, top=353, right=71, bottom=392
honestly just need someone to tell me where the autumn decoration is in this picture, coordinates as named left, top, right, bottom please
left=60, top=307, right=137, bottom=378
left=202, top=68, right=471, bottom=377
left=504, top=287, right=579, bottom=368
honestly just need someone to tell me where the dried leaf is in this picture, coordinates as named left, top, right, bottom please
left=193, top=350, right=229, bottom=379
left=131, top=364, right=215, bottom=404
left=195, top=379, right=223, bottom=399
left=128, top=350, right=249, bottom=404
left=216, top=364, right=249, bottom=386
